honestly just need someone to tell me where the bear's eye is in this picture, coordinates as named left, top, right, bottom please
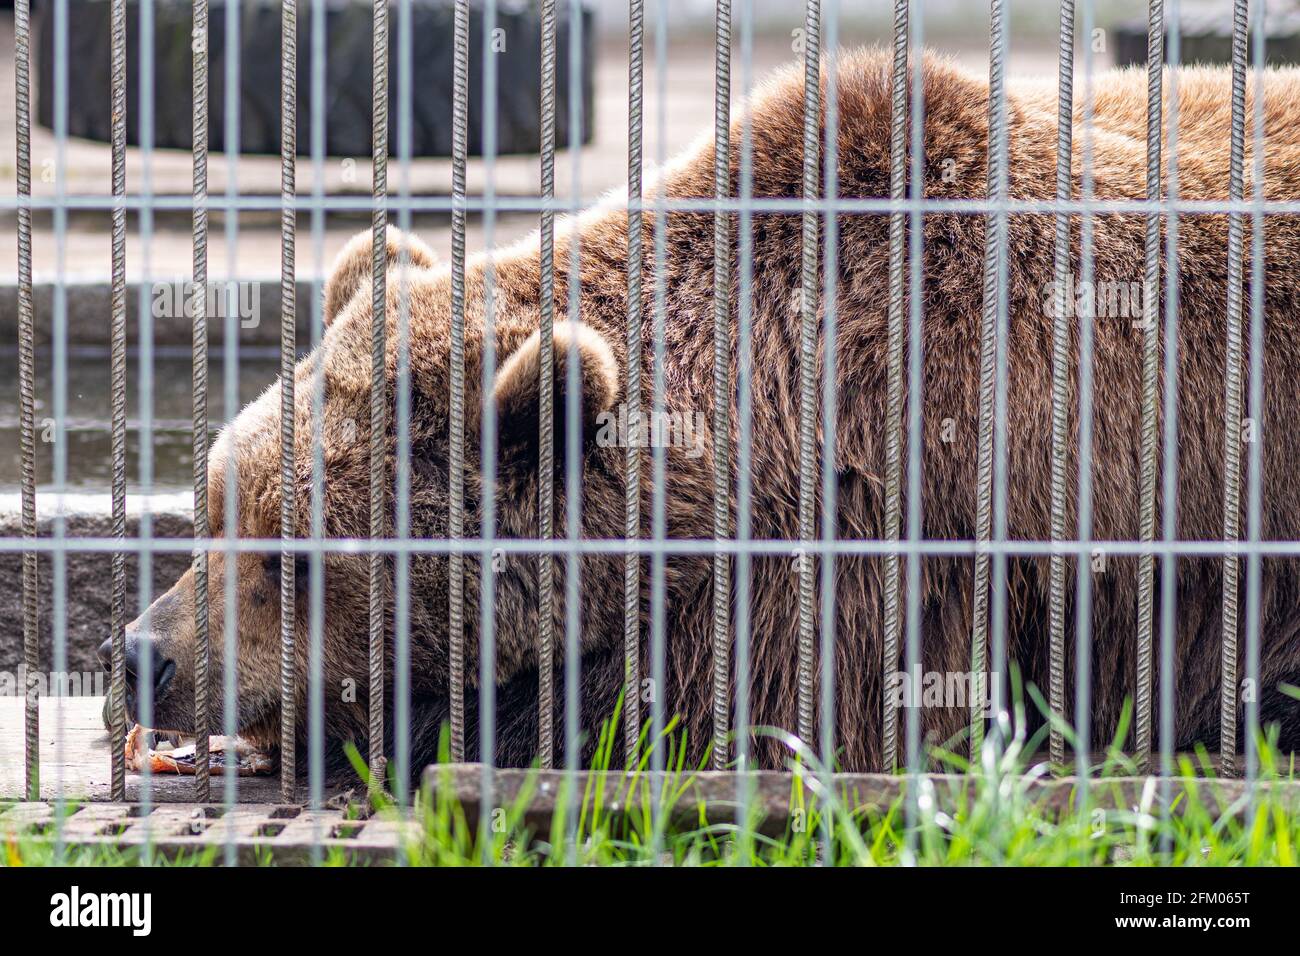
left=263, top=552, right=311, bottom=585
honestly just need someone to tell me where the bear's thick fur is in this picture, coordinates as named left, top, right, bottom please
left=127, top=51, right=1300, bottom=775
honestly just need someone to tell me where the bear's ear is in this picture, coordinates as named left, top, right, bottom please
left=323, top=225, right=437, bottom=327
left=493, top=320, right=620, bottom=470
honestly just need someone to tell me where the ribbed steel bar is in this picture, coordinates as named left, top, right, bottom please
left=881, top=0, right=908, bottom=773
left=369, top=0, right=389, bottom=782
left=970, top=0, right=1007, bottom=759
left=15, top=0, right=37, bottom=802
left=280, top=0, right=299, bottom=802
left=448, top=0, right=469, bottom=763
left=622, top=0, right=643, bottom=766
left=537, top=0, right=556, bottom=770
left=795, top=0, right=821, bottom=749
left=109, top=0, right=128, bottom=802
left=987, top=16, right=1013, bottom=773
left=710, top=0, right=733, bottom=771
left=1135, top=0, right=1163, bottom=771
left=1047, top=0, right=1076, bottom=771
left=1219, top=0, right=1249, bottom=779
left=191, top=0, right=211, bottom=804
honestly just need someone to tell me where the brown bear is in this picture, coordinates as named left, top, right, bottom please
left=108, top=50, right=1300, bottom=777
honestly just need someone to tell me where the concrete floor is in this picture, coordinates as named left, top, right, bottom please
left=0, top=696, right=289, bottom=802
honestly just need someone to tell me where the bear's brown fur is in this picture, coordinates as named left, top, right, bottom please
left=127, top=51, right=1300, bottom=775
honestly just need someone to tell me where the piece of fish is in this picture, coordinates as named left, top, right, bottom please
left=123, top=724, right=277, bottom=776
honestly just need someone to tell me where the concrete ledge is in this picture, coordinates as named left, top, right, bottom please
left=424, top=763, right=1300, bottom=836
left=0, top=497, right=194, bottom=674
left=0, top=278, right=325, bottom=349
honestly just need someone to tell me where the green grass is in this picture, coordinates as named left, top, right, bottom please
left=5, top=689, right=1300, bottom=867
left=387, top=693, right=1300, bottom=867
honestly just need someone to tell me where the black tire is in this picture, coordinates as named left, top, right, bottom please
left=36, top=0, right=595, bottom=157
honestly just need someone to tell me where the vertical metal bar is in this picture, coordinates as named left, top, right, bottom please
left=1243, top=0, right=1266, bottom=794
left=222, top=0, right=242, bottom=861
left=1159, top=0, right=1184, bottom=846
left=15, top=0, right=37, bottom=802
left=308, top=0, right=328, bottom=856
left=1219, top=0, right=1250, bottom=779
left=478, top=0, right=499, bottom=856
left=649, top=0, right=669, bottom=849
left=395, top=0, right=414, bottom=808
left=280, top=0, right=299, bottom=804
left=1135, top=0, right=1163, bottom=770
left=109, top=0, right=129, bottom=803
left=880, top=0, right=908, bottom=774
left=903, top=0, right=926, bottom=852
left=796, top=0, right=820, bottom=749
left=971, top=0, right=1007, bottom=759
left=369, top=0, right=389, bottom=783
left=138, top=0, right=157, bottom=859
left=735, top=0, right=756, bottom=842
left=563, top=0, right=584, bottom=854
left=1048, top=0, right=1076, bottom=772
left=449, top=0, right=469, bottom=764
left=988, top=3, right=1014, bottom=761
left=51, top=0, right=70, bottom=855
left=710, top=0, right=733, bottom=771
left=191, top=0, right=212, bottom=804
left=818, top=0, right=841, bottom=845
left=1075, top=0, right=1098, bottom=792
left=538, top=0, right=556, bottom=770
left=623, top=0, right=644, bottom=767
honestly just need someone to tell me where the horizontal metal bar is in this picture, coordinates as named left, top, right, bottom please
left=4, top=194, right=1300, bottom=216
left=6, top=536, right=1300, bottom=558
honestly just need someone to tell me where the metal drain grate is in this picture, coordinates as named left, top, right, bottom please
left=0, top=801, right=418, bottom=864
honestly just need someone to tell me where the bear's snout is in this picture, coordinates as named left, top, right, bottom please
left=97, top=633, right=177, bottom=714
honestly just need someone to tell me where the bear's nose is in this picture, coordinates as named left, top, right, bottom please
left=97, top=634, right=176, bottom=700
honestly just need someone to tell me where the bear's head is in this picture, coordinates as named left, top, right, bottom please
left=100, top=226, right=628, bottom=757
